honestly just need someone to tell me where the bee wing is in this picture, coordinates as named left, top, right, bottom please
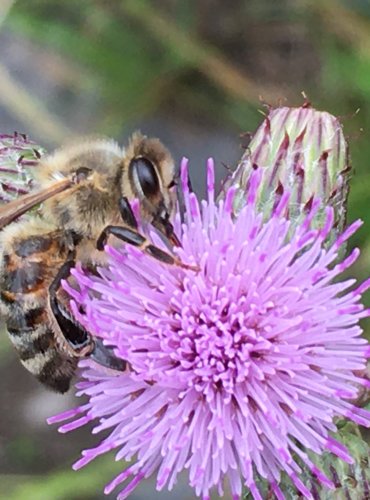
left=0, top=178, right=73, bottom=230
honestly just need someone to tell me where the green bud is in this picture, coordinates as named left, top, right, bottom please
left=221, top=104, right=350, bottom=244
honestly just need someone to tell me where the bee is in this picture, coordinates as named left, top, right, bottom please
left=0, top=132, right=186, bottom=393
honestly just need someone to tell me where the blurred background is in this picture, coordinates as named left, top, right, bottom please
left=0, top=0, right=370, bottom=499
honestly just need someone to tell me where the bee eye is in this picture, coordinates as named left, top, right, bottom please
left=130, top=157, right=160, bottom=198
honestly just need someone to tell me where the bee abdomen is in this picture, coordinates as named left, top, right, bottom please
left=37, top=355, right=77, bottom=393
left=4, top=262, right=45, bottom=293
left=9, top=327, right=77, bottom=393
left=6, top=304, right=76, bottom=393
left=7, top=304, right=45, bottom=332
left=13, top=235, right=52, bottom=257
left=0, top=227, right=80, bottom=392
left=16, top=330, right=53, bottom=361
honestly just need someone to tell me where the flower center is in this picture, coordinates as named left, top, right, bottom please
left=165, top=284, right=274, bottom=395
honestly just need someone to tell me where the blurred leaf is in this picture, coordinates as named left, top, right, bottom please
left=1, top=454, right=124, bottom=500
left=7, top=4, right=183, bottom=132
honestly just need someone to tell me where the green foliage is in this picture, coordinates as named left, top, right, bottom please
left=243, top=422, right=370, bottom=500
left=1, top=455, right=124, bottom=500
left=8, top=3, right=184, bottom=134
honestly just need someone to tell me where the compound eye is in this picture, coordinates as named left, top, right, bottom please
left=130, top=157, right=160, bottom=198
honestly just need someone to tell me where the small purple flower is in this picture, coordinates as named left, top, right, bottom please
left=49, top=160, right=370, bottom=500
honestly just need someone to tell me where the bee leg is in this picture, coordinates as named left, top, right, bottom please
left=49, top=261, right=90, bottom=354
left=176, top=181, right=186, bottom=225
left=90, top=339, right=127, bottom=372
left=151, top=213, right=181, bottom=248
left=97, top=223, right=197, bottom=270
left=118, top=196, right=138, bottom=229
left=177, top=171, right=194, bottom=224
left=98, top=197, right=197, bottom=269
left=49, top=260, right=127, bottom=371
left=120, top=196, right=181, bottom=248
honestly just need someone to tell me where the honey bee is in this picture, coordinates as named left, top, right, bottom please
left=0, top=132, right=185, bottom=393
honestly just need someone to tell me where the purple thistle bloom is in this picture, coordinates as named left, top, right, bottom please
left=49, top=159, right=370, bottom=500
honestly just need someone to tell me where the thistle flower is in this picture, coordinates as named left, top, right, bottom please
left=49, top=159, right=370, bottom=500
left=0, top=132, right=43, bottom=202
left=221, top=105, right=350, bottom=246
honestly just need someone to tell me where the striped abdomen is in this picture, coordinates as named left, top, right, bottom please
left=1, top=232, right=77, bottom=393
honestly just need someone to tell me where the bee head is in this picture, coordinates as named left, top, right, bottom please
left=122, top=133, right=177, bottom=235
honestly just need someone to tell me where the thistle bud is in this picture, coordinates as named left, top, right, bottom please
left=221, top=104, right=350, bottom=243
left=0, top=132, right=43, bottom=202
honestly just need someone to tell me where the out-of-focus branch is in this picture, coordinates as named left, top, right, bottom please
left=121, top=0, right=283, bottom=105
left=0, top=63, right=70, bottom=144
left=310, top=0, right=370, bottom=58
